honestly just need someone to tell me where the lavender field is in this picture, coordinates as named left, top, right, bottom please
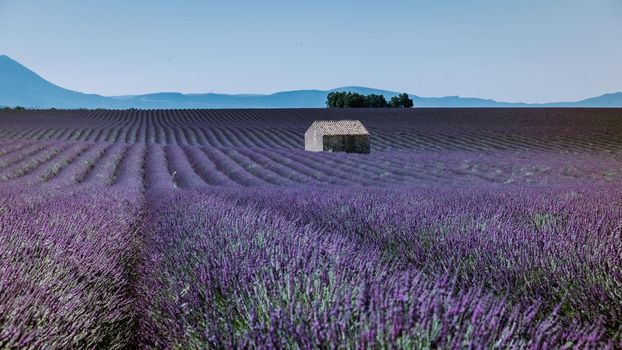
left=0, top=108, right=621, bottom=349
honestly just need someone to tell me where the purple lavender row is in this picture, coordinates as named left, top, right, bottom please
left=79, top=143, right=128, bottom=186
left=0, top=141, right=621, bottom=189
left=134, top=188, right=617, bottom=348
left=0, top=186, right=143, bottom=349
left=2, top=109, right=622, bottom=152
left=217, top=184, right=622, bottom=333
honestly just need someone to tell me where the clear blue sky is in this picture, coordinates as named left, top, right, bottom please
left=1, top=0, right=621, bottom=103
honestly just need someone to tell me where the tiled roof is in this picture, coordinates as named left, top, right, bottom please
left=308, top=120, right=369, bottom=135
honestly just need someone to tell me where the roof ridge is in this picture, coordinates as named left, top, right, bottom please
left=309, top=119, right=369, bottom=135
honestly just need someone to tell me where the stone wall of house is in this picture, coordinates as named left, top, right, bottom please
left=304, top=129, right=324, bottom=152
left=323, top=135, right=370, bottom=154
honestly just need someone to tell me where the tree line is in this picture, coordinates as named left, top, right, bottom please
left=326, top=92, right=414, bottom=108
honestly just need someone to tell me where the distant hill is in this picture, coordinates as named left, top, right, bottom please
left=1, top=55, right=621, bottom=109
left=542, top=92, right=622, bottom=108
left=0, top=55, right=121, bottom=109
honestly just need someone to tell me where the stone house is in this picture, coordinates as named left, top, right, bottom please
left=304, top=120, right=370, bottom=153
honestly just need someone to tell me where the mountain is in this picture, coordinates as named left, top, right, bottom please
left=0, top=55, right=122, bottom=109
left=1, top=55, right=621, bottom=109
left=542, top=92, right=622, bottom=108
left=111, top=90, right=332, bottom=109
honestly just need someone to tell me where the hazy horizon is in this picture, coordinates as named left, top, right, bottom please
left=1, top=0, right=621, bottom=103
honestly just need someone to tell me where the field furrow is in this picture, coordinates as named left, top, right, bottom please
left=164, top=145, right=211, bottom=189
left=45, top=143, right=113, bottom=186
left=81, top=143, right=128, bottom=186
left=183, top=146, right=240, bottom=186
left=202, top=147, right=271, bottom=186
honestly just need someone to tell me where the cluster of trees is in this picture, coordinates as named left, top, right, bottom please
left=326, top=92, right=414, bottom=108
left=1, top=106, right=26, bottom=111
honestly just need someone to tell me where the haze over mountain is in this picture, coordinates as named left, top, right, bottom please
left=1, top=55, right=621, bottom=109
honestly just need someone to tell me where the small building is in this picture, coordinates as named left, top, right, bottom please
left=305, top=120, right=370, bottom=153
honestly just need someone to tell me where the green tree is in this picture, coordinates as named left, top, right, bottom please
left=389, top=96, right=401, bottom=108
left=327, top=92, right=367, bottom=108
left=399, top=93, right=414, bottom=108
left=389, top=93, right=414, bottom=108
left=365, top=94, right=388, bottom=108
left=326, top=91, right=412, bottom=108
left=344, top=92, right=366, bottom=108
left=326, top=92, right=344, bottom=108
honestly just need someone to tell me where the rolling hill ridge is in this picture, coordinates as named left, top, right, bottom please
left=1, top=55, right=621, bottom=109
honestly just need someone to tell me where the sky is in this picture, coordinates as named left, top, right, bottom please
left=0, top=0, right=621, bottom=103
